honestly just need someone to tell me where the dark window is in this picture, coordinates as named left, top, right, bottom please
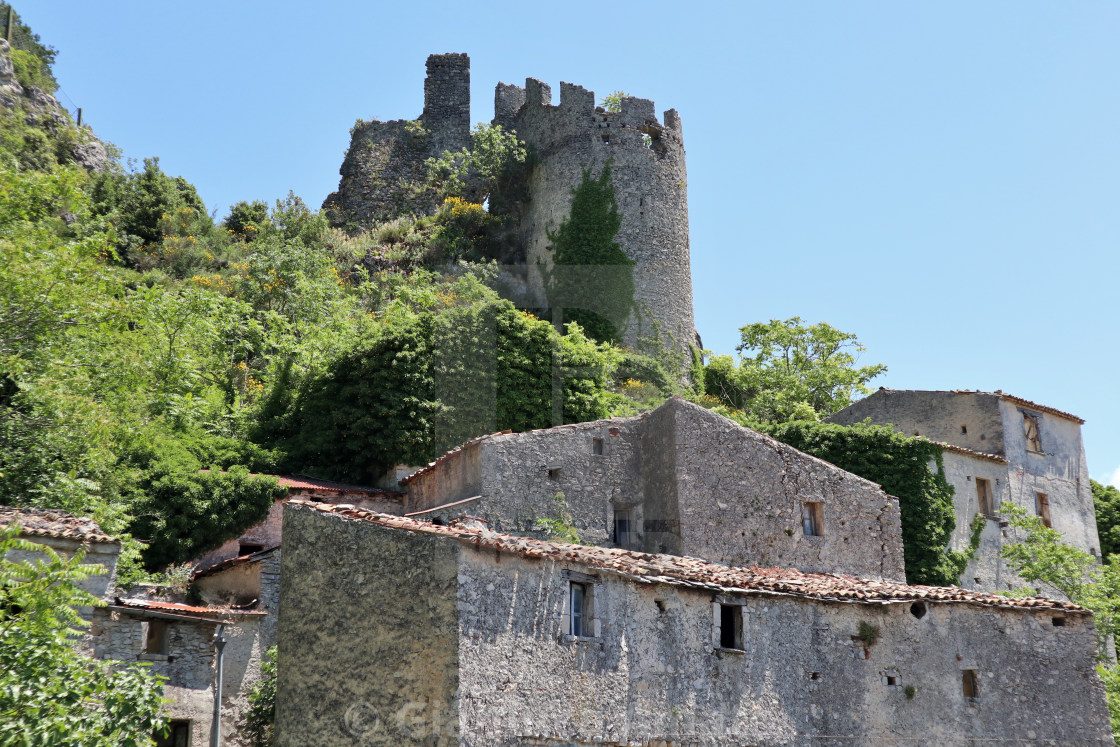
left=962, top=669, right=980, bottom=699
left=718, top=603, right=743, bottom=650
left=886, top=675, right=898, bottom=686
left=154, top=720, right=190, bottom=747
left=961, top=425, right=967, bottom=434
left=1052, top=616, right=1066, bottom=627
left=144, top=620, right=169, bottom=655
left=976, top=478, right=993, bottom=515
left=613, top=510, right=632, bottom=549
left=910, top=602, right=927, bottom=619
left=802, top=502, right=823, bottom=536
left=570, top=582, right=588, bottom=637
left=238, top=542, right=264, bottom=556
left=1037, top=492, right=1052, bottom=528
left=592, top=437, right=604, bottom=455
left=548, top=468, right=561, bottom=481
left=1024, top=413, right=1043, bottom=452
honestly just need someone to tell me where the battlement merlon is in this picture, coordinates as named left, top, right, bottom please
left=496, top=78, right=684, bottom=136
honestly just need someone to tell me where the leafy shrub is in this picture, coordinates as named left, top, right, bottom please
left=130, top=467, right=286, bottom=570
left=9, top=47, right=53, bottom=92
left=243, top=646, right=278, bottom=746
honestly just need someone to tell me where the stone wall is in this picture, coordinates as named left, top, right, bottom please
left=501, top=79, right=696, bottom=351
left=6, top=535, right=120, bottom=604
left=455, top=547, right=1111, bottom=746
left=275, top=506, right=461, bottom=746
left=403, top=398, right=905, bottom=581
left=322, top=53, right=470, bottom=229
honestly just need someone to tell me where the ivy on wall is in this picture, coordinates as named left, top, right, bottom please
left=762, top=420, right=962, bottom=586
left=543, top=163, right=634, bottom=344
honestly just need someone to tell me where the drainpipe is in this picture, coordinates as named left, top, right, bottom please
left=210, top=622, right=226, bottom=747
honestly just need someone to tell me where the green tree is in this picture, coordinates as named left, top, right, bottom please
left=222, top=200, right=270, bottom=242
left=704, top=317, right=886, bottom=424
left=424, top=123, right=527, bottom=203
left=242, top=646, right=277, bottom=746
left=543, top=163, right=634, bottom=345
left=1094, top=479, right=1120, bottom=561
left=0, top=524, right=167, bottom=745
left=0, top=4, right=58, bottom=93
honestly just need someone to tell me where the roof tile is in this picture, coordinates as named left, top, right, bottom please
left=0, top=506, right=115, bottom=544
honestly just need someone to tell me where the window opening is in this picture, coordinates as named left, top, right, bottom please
left=570, top=582, right=588, bottom=637
left=962, top=669, right=980, bottom=699
left=1036, top=492, right=1052, bottom=528
left=718, top=603, right=743, bottom=650
left=976, top=478, right=993, bottom=515
left=144, top=620, right=169, bottom=655
left=154, top=720, right=191, bottom=747
left=1052, top=616, right=1066, bottom=627
left=655, top=599, right=666, bottom=613
left=548, top=467, right=561, bottom=481
left=960, top=425, right=967, bottom=434
left=239, top=542, right=264, bottom=556
left=1023, top=413, right=1043, bottom=452
left=592, top=437, right=604, bottom=455
left=910, top=602, right=927, bottom=619
left=613, top=510, right=633, bottom=549
left=886, top=675, right=898, bottom=686
left=802, top=502, right=823, bottom=536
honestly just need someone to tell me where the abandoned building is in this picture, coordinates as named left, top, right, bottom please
left=828, top=388, right=1101, bottom=592
left=0, top=506, right=276, bottom=746
left=402, top=396, right=905, bottom=582
left=274, top=501, right=1112, bottom=746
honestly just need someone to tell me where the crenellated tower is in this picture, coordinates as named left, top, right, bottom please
left=495, top=78, right=696, bottom=350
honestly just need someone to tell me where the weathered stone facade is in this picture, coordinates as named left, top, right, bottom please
left=325, top=53, right=697, bottom=351
left=275, top=503, right=1112, bottom=746
left=828, top=389, right=1102, bottom=592
left=403, top=397, right=905, bottom=582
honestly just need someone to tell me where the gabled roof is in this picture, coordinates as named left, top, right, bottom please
left=399, top=430, right=513, bottom=486
left=288, top=501, right=1085, bottom=614
left=0, top=506, right=116, bottom=544
left=871, top=388, right=1084, bottom=425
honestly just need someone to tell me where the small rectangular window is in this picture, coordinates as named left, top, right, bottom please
left=238, top=542, right=264, bottom=556
left=154, top=720, right=190, bottom=747
left=976, top=478, right=993, bottom=515
left=1024, top=413, right=1043, bottom=452
left=718, top=603, right=743, bottom=650
left=1037, top=492, right=1052, bottom=528
left=592, top=437, right=604, bottom=455
left=548, top=467, right=561, bottom=481
left=613, top=510, right=632, bottom=549
left=962, top=669, right=980, bottom=699
left=570, top=582, right=589, bottom=637
left=801, top=502, right=823, bottom=536
left=144, top=620, right=169, bottom=655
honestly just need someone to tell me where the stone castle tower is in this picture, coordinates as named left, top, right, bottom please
left=324, top=53, right=697, bottom=351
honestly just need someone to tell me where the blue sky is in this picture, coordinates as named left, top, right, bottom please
left=19, top=1, right=1120, bottom=484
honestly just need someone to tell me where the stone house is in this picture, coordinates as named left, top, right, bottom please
left=275, top=501, right=1112, bottom=746
left=828, top=388, right=1101, bottom=592
left=402, top=396, right=905, bottom=582
left=0, top=505, right=275, bottom=746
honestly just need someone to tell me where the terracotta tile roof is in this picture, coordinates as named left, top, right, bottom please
left=0, top=506, right=116, bottom=544
left=398, top=431, right=512, bottom=486
left=198, top=471, right=402, bottom=498
left=192, top=545, right=279, bottom=580
left=404, top=495, right=481, bottom=517
left=935, top=442, right=1008, bottom=465
left=288, top=501, right=1086, bottom=614
left=113, top=598, right=267, bottom=618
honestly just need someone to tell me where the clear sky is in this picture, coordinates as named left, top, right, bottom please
left=18, top=1, right=1120, bottom=485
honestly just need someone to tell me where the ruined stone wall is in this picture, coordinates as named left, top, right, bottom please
left=997, top=398, right=1101, bottom=557
left=668, top=400, right=905, bottom=581
left=503, top=79, right=696, bottom=351
left=275, top=505, right=461, bottom=746
left=830, top=390, right=1007, bottom=455
left=322, top=53, right=470, bottom=229
left=401, top=399, right=904, bottom=580
left=91, top=609, right=263, bottom=745
left=455, top=548, right=1111, bottom=746
left=6, top=536, right=119, bottom=603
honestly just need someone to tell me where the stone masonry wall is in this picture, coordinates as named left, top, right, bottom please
left=275, top=505, right=461, bottom=746
left=402, top=398, right=904, bottom=581
left=503, top=79, right=696, bottom=351
left=669, top=400, right=905, bottom=581
left=456, top=547, right=1112, bottom=746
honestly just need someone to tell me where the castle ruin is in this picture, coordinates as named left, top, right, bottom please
left=324, top=53, right=698, bottom=351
